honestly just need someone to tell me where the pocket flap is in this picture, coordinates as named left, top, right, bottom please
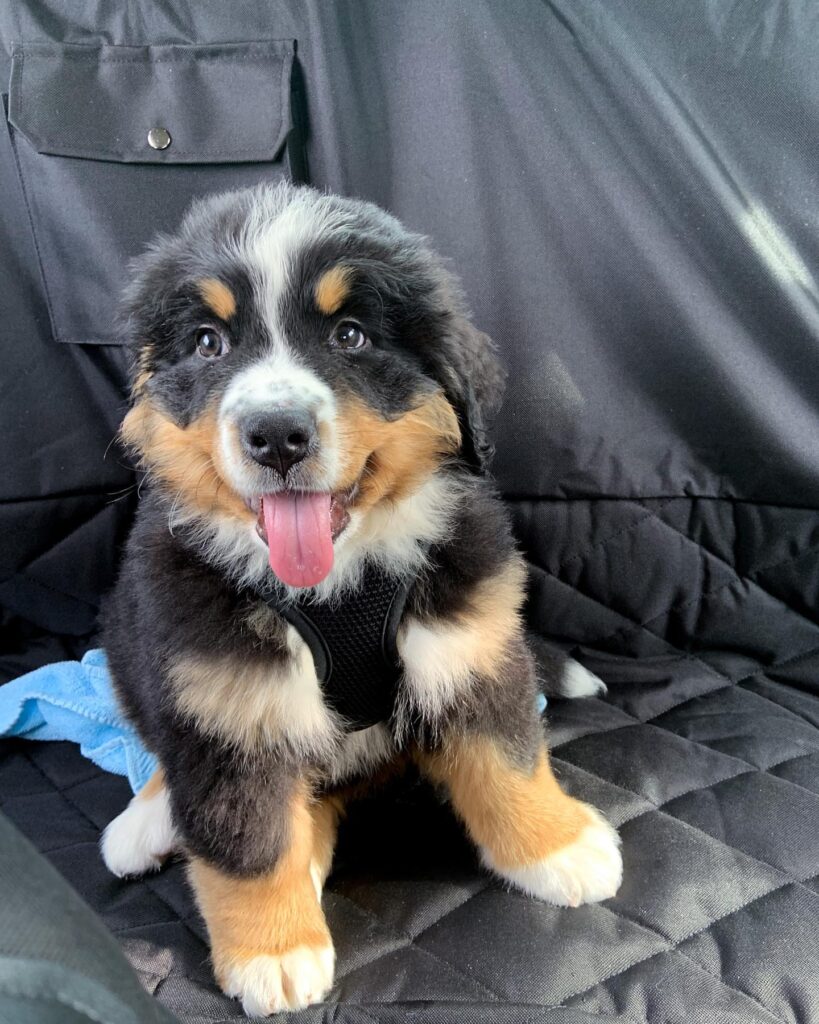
left=9, top=40, right=294, bottom=164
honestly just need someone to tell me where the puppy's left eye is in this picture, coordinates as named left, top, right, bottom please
left=330, top=321, right=370, bottom=352
left=195, top=327, right=230, bottom=360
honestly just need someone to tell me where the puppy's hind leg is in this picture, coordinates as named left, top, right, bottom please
left=101, top=768, right=180, bottom=878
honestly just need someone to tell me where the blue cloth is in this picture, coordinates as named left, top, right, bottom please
left=0, top=649, right=156, bottom=793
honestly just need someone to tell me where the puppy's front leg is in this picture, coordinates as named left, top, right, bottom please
left=419, top=733, right=622, bottom=906
left=404, top=556, right=622, bottom=906
left=189, top=787, right=335, bottom=1017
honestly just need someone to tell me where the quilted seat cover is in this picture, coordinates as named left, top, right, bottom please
left=1, top=2, right=818, bottom=1022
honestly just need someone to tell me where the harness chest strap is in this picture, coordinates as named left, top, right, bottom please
left=255, top=561, right=415, bottom=731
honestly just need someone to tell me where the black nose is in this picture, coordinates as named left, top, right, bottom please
left=240, top=409, right=317, bottom=477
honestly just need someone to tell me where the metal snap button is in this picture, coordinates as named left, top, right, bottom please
left=147, top=127, right=171, bottom=151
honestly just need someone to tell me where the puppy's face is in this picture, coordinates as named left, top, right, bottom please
left=122, top=184, right=503, bottom=589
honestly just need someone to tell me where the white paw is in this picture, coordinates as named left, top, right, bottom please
left=484, top=806, right=622, bottom=907
left=223, top=946, right=335, bottom=1016
left=100, top=788, right=179, bottom=878
left=561, top=660, right=607, bottom=698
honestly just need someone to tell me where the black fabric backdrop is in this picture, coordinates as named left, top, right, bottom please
left=0, top=3, right=817, bottom=1023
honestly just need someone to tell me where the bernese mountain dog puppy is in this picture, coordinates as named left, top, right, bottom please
left=100, top=182, right=622, bottom=1016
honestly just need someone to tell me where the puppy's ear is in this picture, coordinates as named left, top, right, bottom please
left=436, top=313, right=507, bottom=473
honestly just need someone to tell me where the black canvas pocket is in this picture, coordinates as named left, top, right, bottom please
left=7, top=40, right=299, bottom=345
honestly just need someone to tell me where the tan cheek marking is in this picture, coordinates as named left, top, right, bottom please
left=136, top=768, right=166, bottom=802
left=188, top=788, right=331, bottom=981
left=419, top=736, right=591, bottom=868
left=314, top=265, right=352, bottom=316
left=167, top=644, right=335, bottom=755
left=336, top=392, right=461, bottom=510
left=199, top=278, right=237, bottom=320
left=121, top=399, right=252, bottom=523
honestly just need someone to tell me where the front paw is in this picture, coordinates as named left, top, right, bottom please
left=100, top=787, right=178, bottom=878
left=484, top=804, right=622, bottom=907
left=219, top=944, right=335, bottom=1016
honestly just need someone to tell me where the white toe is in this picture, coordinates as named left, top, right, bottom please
left=484, top=806, right=622, bottom=906
left=223, top=946, right=335, bottom=1016
left=100, top=788, right=178, bottom=878
left=561, top=660, right=607, bottom=698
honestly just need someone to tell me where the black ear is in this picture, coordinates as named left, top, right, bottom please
left=438, top=313, right=507, bottom=474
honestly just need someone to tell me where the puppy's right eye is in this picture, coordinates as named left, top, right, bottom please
left=195, top=327, right=230, bottom=360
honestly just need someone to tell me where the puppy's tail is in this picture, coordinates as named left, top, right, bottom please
left=528, top=634, right=608, bottom=702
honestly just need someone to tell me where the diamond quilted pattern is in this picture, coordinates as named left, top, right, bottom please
left=607, top=812, right=786, bottom=940
left=1, top=642, right=817, bottom=1023
left=1, top=494, right=818, bottom=1023
left=570, top=946, right=788, bottom=1024
left=416, top=885, right=666, bottom=1005
left=665, top=772, right=819, bottom=879
left=554, top=723, right=751, bottom=806
left=679, top=883, right=819, bottom=1023
left=652, top=685, right=819, bottom=769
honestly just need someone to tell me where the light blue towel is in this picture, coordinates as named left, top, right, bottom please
left=0, top=649, right=156, bottom=793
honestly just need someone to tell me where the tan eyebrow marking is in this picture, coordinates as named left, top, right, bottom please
left=199, top=278, right=237, bottom=320
left=314, top=265, right=352, bottom=316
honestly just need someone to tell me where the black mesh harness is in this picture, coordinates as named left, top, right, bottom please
left=254, top=561, right=415, bottom=731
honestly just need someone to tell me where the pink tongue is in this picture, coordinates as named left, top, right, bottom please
left=261, top=492, right=335, bottom=588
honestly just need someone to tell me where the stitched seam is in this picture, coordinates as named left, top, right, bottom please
left=635, top=665, right=819, bottom=731
left=537, top=559, right=819, bottom=729
left=552, top=745, right=819, bottom=894
left=15, top=51, right=292, bottom=63
left=551, top=498, right=674, bottom=574
left=5, top=85, right=59, bottom=342
left=10, top=498, right=113, bottom=581
left=634, top=652, right=819, bottom=731
left=21, top=144, right=284, bottom=160
left=569, top=760, right=754, bottom=828
left=555, top=747, right=819, bottom=839
left=528, top=510, right=819, bottom=654
left=591, top=533, right=819, bottom=647
left=551, top=694, right=819, bottom=801
left=575, top=901, right=799, bottom=1024
left=640, top=508, right=819, bottom=634
left=555, top=874, right=816, bottom=1009
left=331, top=889, right=502, bottom=1002
left=508, top=494, right=819, bottom=511
left=636, top=661, right=819, bottom=743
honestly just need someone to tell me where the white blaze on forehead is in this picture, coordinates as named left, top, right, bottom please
left=220, top=351, right=336, bottom=424
left=244, top=189, right=352, bottom=349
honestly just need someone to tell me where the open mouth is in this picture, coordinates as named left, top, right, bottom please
left=244, top=483, right=358, bottom=589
